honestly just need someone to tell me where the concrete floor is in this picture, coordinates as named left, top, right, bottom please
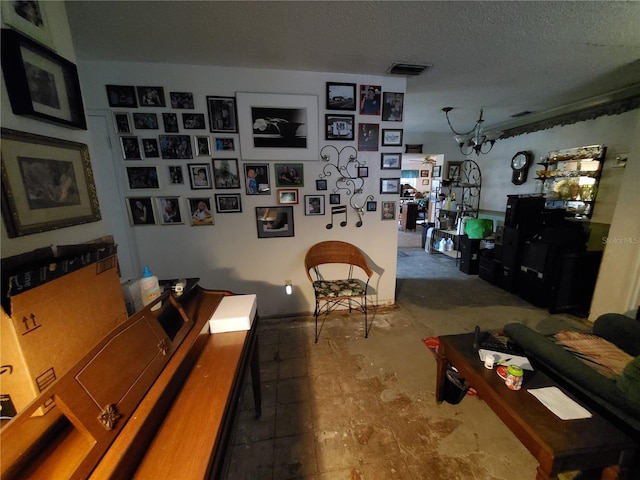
left=224, top=228, right=594, bottom=479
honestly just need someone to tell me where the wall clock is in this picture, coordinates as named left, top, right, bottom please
left=510, top=151, right=532, bottom=185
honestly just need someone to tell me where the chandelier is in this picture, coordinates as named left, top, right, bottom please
left=442, top=107, right=502, bottom=155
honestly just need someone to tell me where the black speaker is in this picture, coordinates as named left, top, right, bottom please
left=459, top=236, right=481, bottom=275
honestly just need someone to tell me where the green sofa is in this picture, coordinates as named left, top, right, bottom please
left=503, top=314, right=640, bottom=439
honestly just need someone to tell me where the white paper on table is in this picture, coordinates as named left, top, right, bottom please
left=478, top=349, right=534, bottom=371
left=528, top=387, right=592, bottom=420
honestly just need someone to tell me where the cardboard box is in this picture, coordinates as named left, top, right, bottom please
left=209, top=294, right=257, bottom=334
left=0, top=254, right=128, bottom=416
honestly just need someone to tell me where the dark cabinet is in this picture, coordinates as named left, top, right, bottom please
left=459, top=236, right=481, bottom=274
left=401, top=203, right=418, bottom=231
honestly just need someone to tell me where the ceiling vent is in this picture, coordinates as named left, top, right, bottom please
left=387, top=62, right=431, bottom=76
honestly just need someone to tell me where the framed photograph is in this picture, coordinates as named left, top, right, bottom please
left=359, top=85, right=382, bottom=115
left=120, top=136, right=141, bottom=160
left=126, top=166, right=159, bottom=189
left=420, top=170, right=429, bottom=177
left=187, top=163, right=213, bottom=189
left=106, top=85, right=137, bottom=108
left=381, top=201, right=397, bottom=220
left=326, top=82, right=356, bottom=111
left=325, top=114, right=354, bottom=141
left=381, top=152, right=402, bottom=170
left=168, top=165, right=184, bottom=184
left=212, top=158, right=240, bottom=189
left=142, top=138, right=160, bottom=158
left=113, top=112, right=132, bottom=134
left=275, top=163, right=304, bottom=187
left=1, top=30, right=87, bottom=129
left=215, top=137, right=235, bottom=151
left=366, top=201, right=377, bottom=212
left=215, top=194, right=242, bottom=213
left=380, top=178, right=400, bottom=194
left=445, top=161, right=462, bottom=181
left=207, top=96, right=237, bottom=133
left=358, top=123, right=379, bottom=152
left=381, top=129, right=403, bottom=146
left=126, top=197, right=156, bottom=225
left=194, top=135, right=211, bottom=156
left=329, top=193, right=341, bottom=205
left=244, top=163, right=270, bottom=195
left=237, top=92, right=319, bottom=160
left=156, top=196, right=183, bottom=225
left=162, top=112, right=179, bottom=132
left=304, top=195, right=325, bottom=215
left=433, top=165, right=442, bottom=178
left=422, top=179, right=430, bottom=186
left=316, top=179, right=327, bottom=191
left=277, top=189, right=298, bottom=205
left=382, top=92, right=404, bottom=121
left=255, top=206, right=294, bottom=238
left=136, top=86, right=166, bottom=107
left=182, top=113, right=207, bottom=130
left=187, top=197, right=214, bottom=225
left=170, top=92, right=194, bottom=109
left=358, top=166, right=369, bottom=178
left=1, top=0, right=53, bottom=48
left=159, top=135, right=193, bottom=159
left=0, top=128, right=101, bottom=237
left=132, top=112, right=158, bottom=130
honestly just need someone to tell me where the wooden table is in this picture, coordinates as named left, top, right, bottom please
left=435, top=334, right=637, bottom=480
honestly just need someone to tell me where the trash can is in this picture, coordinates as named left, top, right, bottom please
left=442, top=367, right=469, bottom=404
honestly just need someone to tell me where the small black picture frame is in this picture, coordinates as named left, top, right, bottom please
left=381, top=129, right=403, bottom=147
left=1, top=29, right=87, bottom=129
left=207, top=96, right=238, bottom=133
left=329, top=193, right=341, bottom=205
left=106, top=85, right=137, bottom=108
left=170, top=91, right=194, bottom=109
left=255, top=206, right=294, bottom=238
left=162, top=112, right=179, bottom=132
left=381, top=152, right=402, bottom=170
left=142, top=138, right=160, bottom=158
left=316, top=179, right=328, bottom=191
left=182, top=113, right=207, bottom=130
left=126, top=166, right=159, bottom=189
left=215, top=193, right=242, bottom=213
left=113, top=112, right=131, bottom=134
left=366, top=201, right=377, bottom=212
left=325, top=114, right=354, bottom=140
left=326, top=82, right=356, bottom=111
left=380, top=178, right=401, bottom=194
left=137, top=86, right=166, bottom=107
left=358, top=166, right=369, bottom=178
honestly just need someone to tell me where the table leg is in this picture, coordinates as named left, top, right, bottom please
left=250, top=333, right=262, bottom=419
left=535, top=465, right=553, bottom=480
left=435, top=340, right=448, bottom=403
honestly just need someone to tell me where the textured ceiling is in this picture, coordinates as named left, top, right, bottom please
left=65, top=1, right=640, bottom=134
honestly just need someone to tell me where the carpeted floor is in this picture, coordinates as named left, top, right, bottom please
left=224, top=228, right=599, bottom=479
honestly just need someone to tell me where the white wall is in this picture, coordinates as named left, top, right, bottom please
left=406, top=110, right=640, bottom=319
left=1, top=2, right=112, bottom=256
left=76, top=60, right=406, bottom=317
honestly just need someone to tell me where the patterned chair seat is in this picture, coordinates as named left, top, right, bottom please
left=313, top=279, right=367, bottom=298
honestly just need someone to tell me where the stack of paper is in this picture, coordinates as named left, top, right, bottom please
left=528, top=387, right=592, bottom=420
left=209, top=294, right=257, bottom=334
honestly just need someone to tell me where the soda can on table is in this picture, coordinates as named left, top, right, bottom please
left=505, top=365, right=523, bottom=390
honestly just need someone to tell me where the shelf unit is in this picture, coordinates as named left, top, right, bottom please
left=535, top=144, right=605, bottom=218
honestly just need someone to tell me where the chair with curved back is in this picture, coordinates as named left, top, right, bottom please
left=304, top=240, right=374, bottom=342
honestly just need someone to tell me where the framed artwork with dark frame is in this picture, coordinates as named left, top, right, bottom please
left=237, top=92, right=319, bottom=161
left=325, top=114, right=354, bottom=140
left=445, top=161, right=462, bottom=181
left=213, top=158, right=240, bottom=189
left=381, top=129, right=403, bottom=146
left=182, top=113, right=207, bottom=130
left=275, top=163, right=304, bottom=187
left=244, top=163, right=270, bottom=195
left=381, top=92, right=404, bottom=121
left=316, top=179, right=327, bottom=191
left=187, top=163, right=213, bottom=190
left=359, top=84, right=382, bottom=115
left=156, top=196, right=183, bottom=225
left=329, top=193, right=340, bottom=205
left=207, top=96, right=238, bottom=133
left=304, top=195, right=325, bottom=215
left=358, top=123, right=379, bottom=152
left=162, top=112, right=179, bottom=132
left=136, top=86, right=166, bottom=107
left=420, top=170, right=429, bottom=177
left=106, top=85, right=137, bottom=108
left=1, top=29, right=87, bottom=129
left=187, top=197, right=214, bottom=225
left=433, top=165, right=442, bottom=178
left=1, top=128, right=101, bottom=237
left=215, top=193, right=242, bottom=213
left=170, top=92, right=194, bottom=109
left=194, top=136, right=211, bottom=156
left=1, top=0, right=53, bottom=48
left=168, top=165, right=184, bottom=184
left=380, top=178, right=400, bottom=194
left=366, top=201, right=377, bottom=212
left=215, top=137, right=235, bottom=151
left=358, top=166, right=369, bottom=178
left=126, top=166, right=159, bottom=189
left=326, top=82, right=356, bottom=111
left=126, top=197, right=156, bottom=225
left=277, top=189, right=298, bottom=205
left=422, top=179, right=430, bottom=186
left=255, top=206, right=294, bottom=238
left=381, top=152, right=402, bottom=170
left=120, top=136, right=141, bottom=160
left=132, top=112, right=158, bottom=130
left=159, top=135, right=193, bottom=159
left=381, top=201, right=397, bottom=220
left=142, top=138, right=160, bottom=158
left=113, top=112, right=131, bottom=134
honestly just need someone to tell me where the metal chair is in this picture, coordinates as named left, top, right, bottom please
left=304, top=241, right=373, bottom=342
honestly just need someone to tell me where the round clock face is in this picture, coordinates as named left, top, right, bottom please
left=511, top=153, right=528, bottom=170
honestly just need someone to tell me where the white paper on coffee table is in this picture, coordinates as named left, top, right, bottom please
left=528, top=387, right=592, bottom=420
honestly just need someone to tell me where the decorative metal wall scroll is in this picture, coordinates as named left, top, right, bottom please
left=319, top=145, right=374, bottom=228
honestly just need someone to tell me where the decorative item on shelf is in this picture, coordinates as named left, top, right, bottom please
left=442, top=107, right=502, bottom=156
left=319, top=145, right=373, bottom=227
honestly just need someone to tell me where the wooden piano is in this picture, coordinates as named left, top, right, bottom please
left=1, top=281, right=261, bottom=479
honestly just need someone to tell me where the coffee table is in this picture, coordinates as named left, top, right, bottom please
left=435, top=333, right=637, bottom=480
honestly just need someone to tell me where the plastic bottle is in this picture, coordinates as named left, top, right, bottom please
left=438, top=238, right=447, bottom=252
left=445, top=238, right=454, bottom=251
left=140, top=265, right=161, bottom=311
